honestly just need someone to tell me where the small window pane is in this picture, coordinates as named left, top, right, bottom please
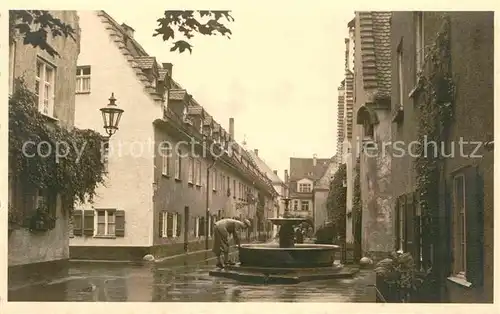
left=97, top=223, right=105, bottom=235
left=108, top=223, right=115, bottom=235
left=97, top=211, right=105, bottom=223
left=108, top=212, right=115, bottom=223
left=82, top=67, right=91, bottom=75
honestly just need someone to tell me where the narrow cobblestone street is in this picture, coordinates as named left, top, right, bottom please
left=9, top=254, right=376, bottom=302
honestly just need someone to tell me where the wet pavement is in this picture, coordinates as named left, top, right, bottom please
left=9, top=253, right=376, bottom=302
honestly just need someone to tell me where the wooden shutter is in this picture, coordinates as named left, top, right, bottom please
left=115, top=210, right=125, bottom=237
left=176, top=213, right=182, bottom=237
left=405, top=192, right=415, bottom=257
left=166, top=212, right=173, bottom=237
left=83, top=210, right=94, bottom=236
left=199, top=216, right=206, bottom=236
left=73, top=210, right=83, bottom=236
left=464, top=166, right=484, bottom=286
left=159, top=212, right=164, bottom=237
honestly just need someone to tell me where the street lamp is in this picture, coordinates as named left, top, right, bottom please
left=100, top=93, right=124, bottom=138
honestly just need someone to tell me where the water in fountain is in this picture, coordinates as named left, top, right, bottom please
left=238, top=216, right=340, bottom=268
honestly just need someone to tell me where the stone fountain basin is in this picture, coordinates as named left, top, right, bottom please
left=238, top=243, right=339, bottom=268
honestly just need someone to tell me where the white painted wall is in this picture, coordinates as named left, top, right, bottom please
left=70, top=11, right=160, bottom=247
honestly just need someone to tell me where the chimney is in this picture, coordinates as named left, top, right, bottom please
left=313, top=154, right=317, bottom=166
left=254, top=149, right=259, bottom=156
left=284, top=170, right=289, bottom=183
left=229, top=118, right=235, bottom=139
left=162, top=63, right=173, bottom=77
left=273, top=170, right=278, bottom=175
left=121, top=23, right=135, bottom=38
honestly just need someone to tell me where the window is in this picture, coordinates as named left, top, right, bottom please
left=174, top=149, right=181, bottom=180
left=220, top=173, right=224, bottom=191
left=35, top=58, right=55, bottom=116
left=415, top=12, right=424, bottom=73
left=212, top=169, right=217, bottom=191
left=160, top=212, right=178, bottom=238
left=194, top=216, right=206, bottom=237
left=161, top=144, right=171, bottom=176
left=453, top=174, right=466, bottom=276
left=301, top=200, right=310, bottom=211
left=299, top=183, right=311, bottom=193
left=195, top=160, right=201, bottom=185
left=76, top=66, right=91, bottom=93
left=397, top=40, right=404, bottom=105
left=188, top=157, right=194, bottom=184
left=96, top=209, right=115, bottom=236
left=293, top=200, right=299, bottom=211
left=227, top=177, right=231, bottom=195
left=233, top=179, right=236, bottom=198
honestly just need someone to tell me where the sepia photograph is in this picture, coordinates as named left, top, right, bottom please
left=5, top=6, right=494, bottom=306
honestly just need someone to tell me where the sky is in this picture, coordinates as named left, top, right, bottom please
left=108, top=5, right=353, bottom=180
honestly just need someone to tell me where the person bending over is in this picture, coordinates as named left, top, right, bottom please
left=212, top=218, right=251, bottom=268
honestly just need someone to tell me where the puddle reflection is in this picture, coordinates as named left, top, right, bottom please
left=9, top=260, right=375, bottom=302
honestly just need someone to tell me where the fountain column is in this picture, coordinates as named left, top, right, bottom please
left=279, top=198, right=295, bottom=248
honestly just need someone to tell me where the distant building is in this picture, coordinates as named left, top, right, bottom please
left=69, top=10, right=276, bottom=261
left=287, top=156, right=335, bottom=230
left=8, top=11, right=81, bottom=286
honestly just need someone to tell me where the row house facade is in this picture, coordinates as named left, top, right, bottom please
left=69, top=10, right=277, bottom=261
left=390, top=12, right=493, bottom=303
left=8, top=11, right=81, bottom=286
left=287, top=155, right=336, bottom=230
left=248, top=149, right=288, bottom=236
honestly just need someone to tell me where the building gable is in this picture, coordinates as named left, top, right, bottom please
left=96, top=11, right=164, bottom=104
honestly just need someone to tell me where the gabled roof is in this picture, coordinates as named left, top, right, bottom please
left=289, top=157, right=333, bottom=182
left=248, top=150, right=283, bottom=184
left=134, top=56, right=156, bottom=69
left=97, top=11, right=162, bottom=102
left=358, top=11, right=392, bottom=100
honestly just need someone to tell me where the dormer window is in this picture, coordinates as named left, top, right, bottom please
left=299, top=183, right=312, bottom=193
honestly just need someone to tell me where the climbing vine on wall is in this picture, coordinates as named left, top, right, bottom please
left=326, top=163, right=347, bottom=232
left=414, top=15, right=455, bottom=240
left=9, top=78, right=107, bottom=211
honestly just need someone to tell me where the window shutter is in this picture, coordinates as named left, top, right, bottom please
left=159, top=212, right=164, bottom=237
left=464, top=166, right=484, bottom=286
left=115, top=210, right=125, bottom=237
left=176, top=213, right=182, bottom=237
left=166, top=212, right=173, bottom=237
left=83, top=210, right=95, bottom=236
left=199, top=216, right=205, bottom=236
left=405, top=192, right=415, bottom=257
left=73, top=210, right=83, bottom=236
